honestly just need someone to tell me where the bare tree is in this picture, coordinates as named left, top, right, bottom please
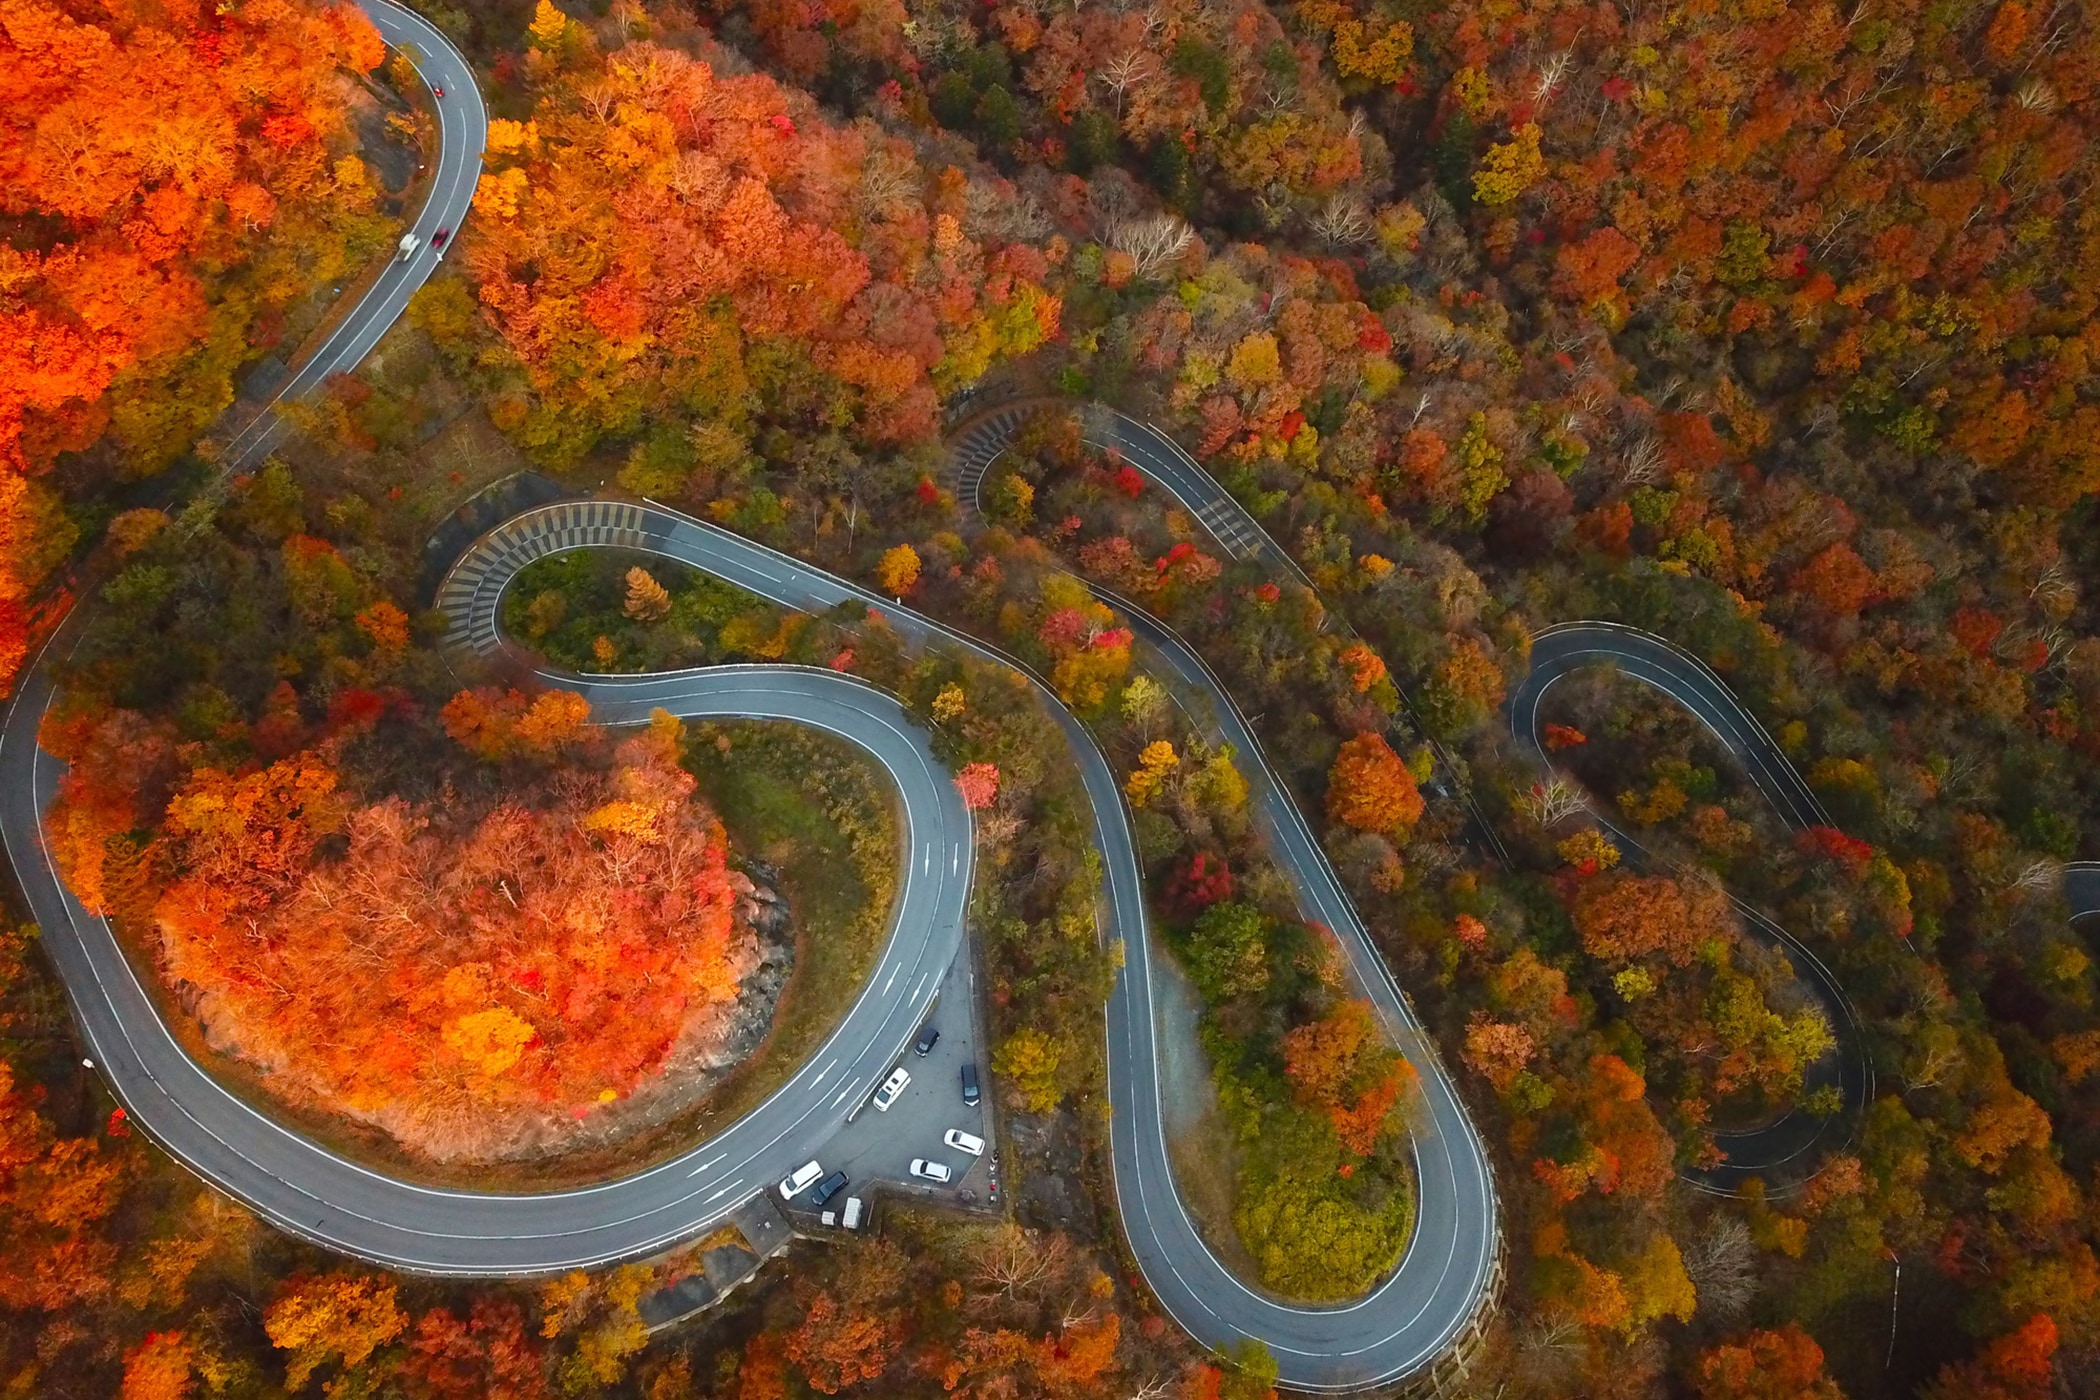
left=1310, top=196, right=1374, bottom=248
left=1901, top=1022, right=1965, bottom=1091
left=972, top=1221, right=1068, bottom=1300
left=1617, top=434, right=1666, bottom=487
left=1109, top=213, right=1198, bottom=280
left=1515, top=1315, right=1584, bottom=1384
left=1682, top=1217, right=1759, bottom=1322
left=1097, top=50, right=1154, bottom=117
left=2016, top=78, right=2058, bottom=113
left=1518, top=778, right=1587, bottom=827
left=2014, top=858, right=2063, bottom=895
left=1532, top=50, right=1573, bottom=108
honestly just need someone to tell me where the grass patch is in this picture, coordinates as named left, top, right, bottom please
left=672, top=719, right=900, bottom=1133
left=502, top=548, right=780, bottom=673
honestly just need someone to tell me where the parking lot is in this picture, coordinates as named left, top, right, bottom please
left=777, top=938, right=1000, bottom=1223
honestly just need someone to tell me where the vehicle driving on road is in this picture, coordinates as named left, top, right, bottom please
left=872, top=1066, right=910, bottom=1111
left=909, top=1159, right=952, bottom=1183
left=395, top=232, right=420, bottom=261
left=779, top=1160, right=822, bottom=1199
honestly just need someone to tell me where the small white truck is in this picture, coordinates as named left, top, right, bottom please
left=396, top=232, right=421, bottom=262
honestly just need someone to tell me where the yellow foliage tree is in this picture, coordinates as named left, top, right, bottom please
left=443, top=1007, right=539, bottom=1077
left=1556, top=828, right=1621, bottom=872
left=992, top=1027, right=1062, bottom=1112
left=1125, top=740, right=1180, bottom=808
left=1473, top=123, right=1546, bottom=206
left=1226, top=332, right=1283, bottom=390
left=1190, top=746, right=1250, bottom=814
left=583, top=799, right=663, bottom=844
left=876, top=543, right=921, bottom=595
left=263, top=1273, right=407, bottom=1390
left=528, top=0, right=571, bottom=48
left=1619, top=1232, right=1698, bottom=1331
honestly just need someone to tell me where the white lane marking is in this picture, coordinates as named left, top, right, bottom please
left=686, top=1153, right=725, bottom=1178
left=703, top=1179, right=744, bottom=1204
left=810, top=1058, right=837, bottom=1087
left=829, top=1077, right=862, bottom=1108
left=882, top=963, right=900, bottom=995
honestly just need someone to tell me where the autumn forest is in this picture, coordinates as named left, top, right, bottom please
left=5, top=0, right=2100, bottom=1396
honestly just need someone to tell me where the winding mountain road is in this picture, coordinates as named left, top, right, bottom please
left=218, top=0, right=487, bottom=474
left=952, top=409, right=1501, bottom=1388
left=1512, top=626, right=2100, bottom=1189
left=1509, top=622, right=1873, bottom=1193
left=0, top=7, right=1506, bottom=1387
left=30, top=2, right=2098, bottom=1387
left=1, top=647, right=969, bottom=1270
left=436, top=495, right=1501, bottom=1390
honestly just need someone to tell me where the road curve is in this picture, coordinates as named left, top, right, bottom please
left=1508, top=621, right=1873, bottom=1194
left=218, top=0, right=488, bottom=474
left=3, top=621, right=972, bottom=1269
left=950, top=410, right=1502, bottom=1388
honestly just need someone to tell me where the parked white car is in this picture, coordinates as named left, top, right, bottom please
left=778, top=1160, right=822, bottom=1198
left=872, top=1066, right=911, bottom=1111
left=909, top=1158, right=952, bottom=1183
left=943, top=1129, right=985, bottom=1156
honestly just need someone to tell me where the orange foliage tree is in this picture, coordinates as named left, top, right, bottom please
left=1573, top=872, right=1735, bottom=968
left=1282, top=999, right=1415, bottom=1155
left=1325, top=732, right=1424, bottom=836
left=1694, top=1324, right=1844, bottom=1400
left=0, top=0, right=389, bottom=691
left=0, top=1057, right=126, bottom=1311
left=136, top=715, right=754, bottom=1161
left=460, top=25, right=1060, bottom=472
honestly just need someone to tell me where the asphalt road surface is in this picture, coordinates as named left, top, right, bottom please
left=1, top=641, right=971, bottom=1271
left=433, top=496, right=1503, bottom=1388
left=1508, top=621, right=1873, bottom=1194
left=29, top=2, right=2097, bottom=1380
left=949, top=413, right=1502, bottom=1389
left=216, top=0, right=487, bottom=474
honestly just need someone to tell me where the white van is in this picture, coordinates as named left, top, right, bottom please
left=778, top=1160, right=823, bottom=1199
left=841, top=1196, right=864, bottom=1230
left=872, top=1066, right=911, bottom=1111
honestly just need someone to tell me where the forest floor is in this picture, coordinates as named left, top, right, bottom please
left=1152, top=945, right=1263, bottom=1288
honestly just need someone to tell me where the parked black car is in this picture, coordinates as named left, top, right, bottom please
left=811, top=1170, right=849, bottom=1208
left=914, top=1023, right=940, bottom=1056
left=960, top=1062, right=980, bottom=1105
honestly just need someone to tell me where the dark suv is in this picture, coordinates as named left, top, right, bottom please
left=914, top=1023, right=940, bottom=1056
left=960, top=1062, right=980, bottom=1105
left=811, top=1170, right=849, bottom=1209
